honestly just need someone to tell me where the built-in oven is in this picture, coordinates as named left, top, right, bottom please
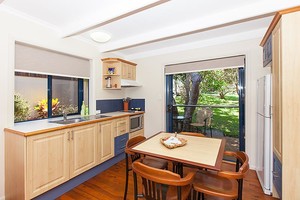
left=129, top=114, right=144, bottom=132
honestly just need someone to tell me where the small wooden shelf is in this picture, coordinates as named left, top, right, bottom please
left=101, top=58, right=137, bottom=90
left=103, top=74, right=119, bottom=76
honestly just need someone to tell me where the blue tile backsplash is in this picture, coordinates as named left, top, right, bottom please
left=129, top=99, right=145, bottom=111
left=96, top=99, right=145, bottom=113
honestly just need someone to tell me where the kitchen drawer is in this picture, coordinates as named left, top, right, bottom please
left=114, top=133, right=129, bottom=155
left=115, top=117, right=129, bottom=136
left=129, top=129, right=144, bottom=139
left=273, top=153, right=282, bottom=199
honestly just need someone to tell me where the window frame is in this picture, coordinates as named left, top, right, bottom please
left=15, top=71, right=87, bottom=123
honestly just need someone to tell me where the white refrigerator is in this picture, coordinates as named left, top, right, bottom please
left=256, top=74, right=272, bottom=195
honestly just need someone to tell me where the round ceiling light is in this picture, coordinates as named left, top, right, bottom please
left=90, top=32, right=111, bottom=43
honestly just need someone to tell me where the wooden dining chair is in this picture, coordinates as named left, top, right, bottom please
left=124, top=136, right=168, bottom=200
left=190, top=108, right=213, bottom=137
left=192, top=151, right=249, bottom=200
left=132, top=161, right=196, bottom=200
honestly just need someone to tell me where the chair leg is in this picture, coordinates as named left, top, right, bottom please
left=196, top=192, right=201, bottom=200
left=133, top=172, right=138, bottom=200
left=172, top=161, right=177, bottom=173
left=238, top=179, right=243, bottom=200
left=124, top=154, right=129, bottom=200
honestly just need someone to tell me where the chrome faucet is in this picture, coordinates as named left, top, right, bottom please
left=62, top=110, right=67, bottom=121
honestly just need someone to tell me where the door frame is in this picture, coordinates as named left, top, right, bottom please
left=165, top=67, right=245, bottom=151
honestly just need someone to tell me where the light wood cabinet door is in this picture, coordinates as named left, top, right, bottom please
left=27, top=130, right=69, bottom=199
left=127, top=64, right=133, bottom=80
left=122, top=63, right=128, bottom=79
left=272, top=21, right=282, bottom=162
left=69, top=124, right=97, bottom=178
left=131, top=65, right=136, bottom=80
left=98, top=120, right=115, bottom=163
left=121, top=63, right=136, bottom=80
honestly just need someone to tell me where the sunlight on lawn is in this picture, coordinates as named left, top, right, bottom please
left=176, top=93, right=239, bottom=137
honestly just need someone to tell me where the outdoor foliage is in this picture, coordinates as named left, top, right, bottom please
left=173, top=73, right=202, bottom=130
left=176, top=94, right=239, bottom=137
left=173, top=68, right=239, bottom=138
left=34, top=98, right=78, bottom=118
left=14, top=94, right=30, bottom=122
left=200, top=68, right=238, bottom=99
left=34, top=98, right=60, bottom=118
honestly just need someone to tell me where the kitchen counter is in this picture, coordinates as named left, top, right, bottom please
left=5, top=111, right=144, bottom=136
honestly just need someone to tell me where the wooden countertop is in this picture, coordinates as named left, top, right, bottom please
left=4, top=111, right=144, bottom=137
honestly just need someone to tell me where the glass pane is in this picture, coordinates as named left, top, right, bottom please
left=52, top=76, right=79, bottom=116
left=15, top=72, right=47, bottom=122
left=171, top=68, right=240, bottom=155
left=83, top=79, right=89, bottom=106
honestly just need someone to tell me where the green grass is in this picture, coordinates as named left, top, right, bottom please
left=175, top=93, right=239, bottom=137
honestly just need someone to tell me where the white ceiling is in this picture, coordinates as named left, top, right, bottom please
left=1, top=0, right=300, bottom=59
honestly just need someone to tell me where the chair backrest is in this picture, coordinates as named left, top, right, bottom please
left=125, top=136, right=146, bottom=161
left=196, top=108, right=213, bottom=125
left=132, top=161, right=195, bottom=200
left=126, top=136, right=146, bottom=149
left=218, top=151, right=249, bottom=180
left=180, top=132, right=205, bottom=137
left=219, top=151, right=249, bottom=200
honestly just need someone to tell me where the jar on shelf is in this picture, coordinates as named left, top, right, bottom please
left=105, top=76, right=112, bottom=88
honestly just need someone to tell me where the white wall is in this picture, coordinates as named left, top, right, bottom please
left=126, top=38, right=271, bottom=169
left=0, top=10, right=124, bottom=199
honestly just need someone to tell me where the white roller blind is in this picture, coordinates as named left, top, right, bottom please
left=15, top=42, right=91, bottom=79
left=165, top=55, right=245, bottom=75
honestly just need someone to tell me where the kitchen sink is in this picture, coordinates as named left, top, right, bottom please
left=50, top=117, right=86, bottom=124
left=50, top=115, right=110, bottom=124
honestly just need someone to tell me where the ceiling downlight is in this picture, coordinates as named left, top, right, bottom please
left=90, top=32, right=111, bottom=43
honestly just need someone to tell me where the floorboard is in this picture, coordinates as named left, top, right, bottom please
left=57, top=159, right=278, bottom=200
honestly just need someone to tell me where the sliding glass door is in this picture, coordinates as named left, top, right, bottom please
left=165, top=56, right=245, bottom=152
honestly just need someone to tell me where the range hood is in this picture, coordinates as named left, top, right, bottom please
left=121, top=79, right=141, bottom=87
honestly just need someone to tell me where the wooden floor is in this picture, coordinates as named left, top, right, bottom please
left=57, top=159, right=278, bottom=200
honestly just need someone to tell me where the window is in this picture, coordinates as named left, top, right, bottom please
left=14, top=72, right=89, bottom=122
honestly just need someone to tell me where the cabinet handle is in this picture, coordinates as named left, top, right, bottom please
left=272, top=171, right=279, bottom=178
left=71, top=131, right=74, bottom=140
left=68, top=132, right=70, bottom=141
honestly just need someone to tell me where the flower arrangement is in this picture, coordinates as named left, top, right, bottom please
left=34, top=98, right=60, bottom=118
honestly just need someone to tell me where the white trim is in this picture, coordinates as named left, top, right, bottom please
left=126, top=28, right=265, bottom=60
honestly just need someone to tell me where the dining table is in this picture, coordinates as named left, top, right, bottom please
left=129, top=132, right=226, bottom=176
